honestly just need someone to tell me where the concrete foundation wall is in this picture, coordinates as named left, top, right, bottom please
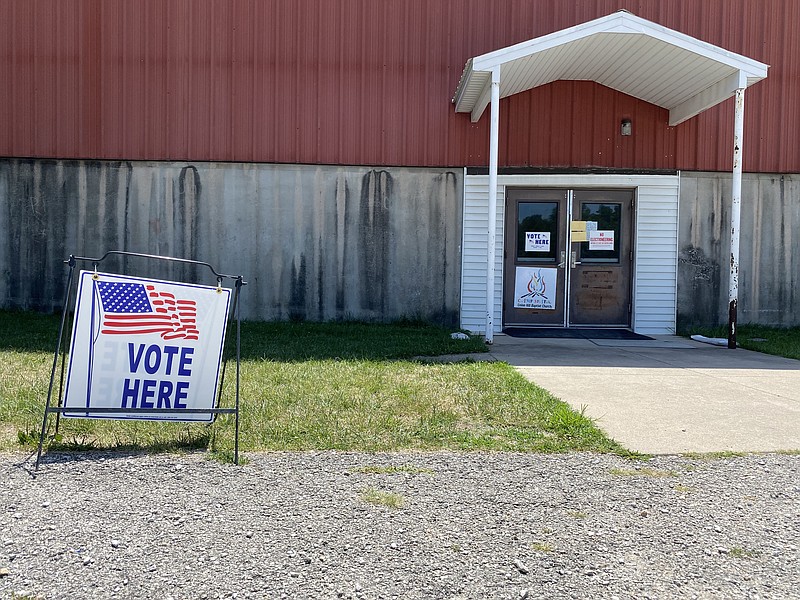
left=678, top=172, right=799, bottom=330
left=0, top=159, right=463, bottom=326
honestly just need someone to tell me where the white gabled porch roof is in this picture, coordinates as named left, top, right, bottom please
left=452, top=10, right=769, bottom=346
left=452, top=10, right=768, bottom=126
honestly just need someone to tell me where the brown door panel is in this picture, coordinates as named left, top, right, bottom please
left=503, top=189, right=567, bottom=327
left=569, top=190, right=633, bottom=326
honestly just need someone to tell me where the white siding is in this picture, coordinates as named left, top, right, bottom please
left=461, top=173, right=680, bottom=335
left=460, top=178, right=505, bottom=334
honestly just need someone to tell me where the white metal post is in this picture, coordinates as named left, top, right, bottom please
left=728, top=87, right=745, bottom=349
left=485, top=67, right=501, bottom=343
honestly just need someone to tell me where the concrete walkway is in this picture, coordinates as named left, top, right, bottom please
left=488, top=334, right=800, bottom=454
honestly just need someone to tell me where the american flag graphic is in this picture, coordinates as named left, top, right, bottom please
left=97, top=281, right=200, bottom=341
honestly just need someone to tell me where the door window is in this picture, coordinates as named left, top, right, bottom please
left=578, top=202, right=622, bottom=263
left=517, top=202, right=559, bottom=263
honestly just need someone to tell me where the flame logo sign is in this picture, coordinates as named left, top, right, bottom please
left=519, top=269, right=547, bottom=300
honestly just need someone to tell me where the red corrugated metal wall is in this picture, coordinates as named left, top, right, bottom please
left=1, top=0, right=797, bottom=172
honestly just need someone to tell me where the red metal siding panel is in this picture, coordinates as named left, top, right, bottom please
left=667, top=0, right=800, bottom=172
left=502, top=82, right=676, bottom=170
left=0, top=0, right=796, bottom=172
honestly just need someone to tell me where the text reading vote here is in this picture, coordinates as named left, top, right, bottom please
left=122, top=344, right=195, bottom=409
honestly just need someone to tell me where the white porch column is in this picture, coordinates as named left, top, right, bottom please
left=728, top=86, right=745, bottom=349
left=485, top=67, right=501, bottom=343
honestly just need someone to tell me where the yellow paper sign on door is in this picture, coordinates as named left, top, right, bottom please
left=570, top=220, right=588, bottom=242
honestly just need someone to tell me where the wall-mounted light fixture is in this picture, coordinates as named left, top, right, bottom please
left=621, top=118, right=632, bottom=136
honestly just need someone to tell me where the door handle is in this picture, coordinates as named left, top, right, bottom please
left=558, top=251, right=566, bottom=268
left=571, top=251, right=581, bottom=268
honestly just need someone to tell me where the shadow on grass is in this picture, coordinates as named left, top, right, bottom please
left=0, top=310, right=63, bottom=353
left=681, top=323, right=800, bottom=361
left=30, top=427, right=226, bottom=467
left=0, top=310, right=487, bottom=361
left=238, top=320, right=487, bottom=361
left=47, top=434, right=211, bottom=454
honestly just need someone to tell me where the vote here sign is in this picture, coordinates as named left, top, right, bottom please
left=62, top=271, right=231, bottom=422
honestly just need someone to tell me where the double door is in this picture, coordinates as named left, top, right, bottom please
left=503, top=188, right=633, bottom=328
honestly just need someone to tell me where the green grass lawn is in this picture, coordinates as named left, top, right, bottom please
left=1, top=310, right=627, bottom=457
left=686, top=324, right=800, bottom=360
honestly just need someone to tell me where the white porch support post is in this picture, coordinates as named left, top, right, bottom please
left=485, top=67, right=501, bottom=343
left=728, top=85, right=746, bottom=349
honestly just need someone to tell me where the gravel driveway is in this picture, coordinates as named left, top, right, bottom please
left=1, top=451, right=798, bottom=599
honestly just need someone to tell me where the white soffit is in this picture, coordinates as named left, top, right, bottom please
left=452, top=10, right=768, bottom=125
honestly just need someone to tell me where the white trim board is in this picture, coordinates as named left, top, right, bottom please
left=460, top=173, right=680, bottom=335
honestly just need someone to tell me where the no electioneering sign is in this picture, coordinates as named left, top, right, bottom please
left=62, top=271, right=231, bottom=422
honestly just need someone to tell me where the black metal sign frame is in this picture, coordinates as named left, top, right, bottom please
left=35, top=251, right=245, bottom=469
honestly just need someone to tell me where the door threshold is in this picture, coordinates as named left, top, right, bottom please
left=503, top=327, right=651, bottom=341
